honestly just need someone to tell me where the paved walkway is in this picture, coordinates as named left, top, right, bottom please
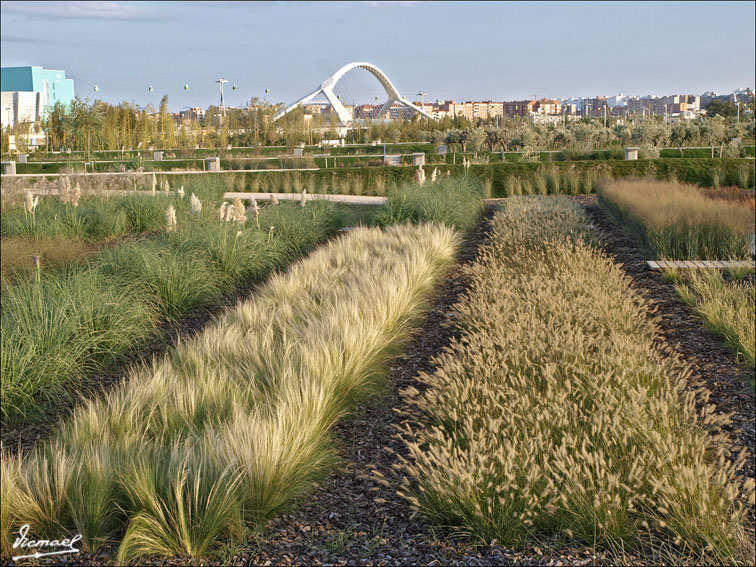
left=223, top=192, right=387, bottom=205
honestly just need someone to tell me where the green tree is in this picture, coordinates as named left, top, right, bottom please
left=705, top=99, right=738, bottom=118
left=159, top=95, right=176, bottom=148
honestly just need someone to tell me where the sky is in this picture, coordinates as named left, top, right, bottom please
left=1, top=1, right=754, bottom=111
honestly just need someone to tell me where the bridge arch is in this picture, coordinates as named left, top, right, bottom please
left=273, top=61, right=433, bottom=124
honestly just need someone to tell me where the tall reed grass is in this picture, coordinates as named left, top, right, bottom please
left=598, top=178, right=755, bottom=260
left=1, top=223, right=460, bottom=561
left=396, top=197, right=754, bottom=563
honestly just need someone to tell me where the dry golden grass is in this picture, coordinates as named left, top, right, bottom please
left=598, top=178, right=755, bottom=260
left=0, top=237, right=97, bottom=283
left=698, top=186, right=756, bottom=212
left=397, top=197, right=755, bottom=563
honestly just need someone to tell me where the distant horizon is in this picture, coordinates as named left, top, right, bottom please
left=2, top=61, right=752, bottom=112
left=1, top=1, right=754, bottom=111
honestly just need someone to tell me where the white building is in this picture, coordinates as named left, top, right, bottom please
left=560, top=97, right=584, bottom=111
left=607, top=94, right=627, bottom=107
left=1, top=91, right=44, bottom=129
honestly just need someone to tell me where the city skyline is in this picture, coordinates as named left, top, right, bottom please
left=1, top=1, right=755, bottom=111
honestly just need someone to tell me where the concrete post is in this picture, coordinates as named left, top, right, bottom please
left=293, top=148, right=303, bottom=157
left=625, top=147, right=639, bottom=161
left=153, top=151, right=163, bottom=161
left=412, top=153, right=425, bottom=166
left=206, top=157, right=221, bottom=172
left=2, top=161, right=17, bottom=175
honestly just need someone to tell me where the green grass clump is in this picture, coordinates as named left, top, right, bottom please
left=374, top=174, right=484, bottom=231
left=1, top=201, right=343, bottom=424
left=1, top=269, right=156, bottom=423
left=1, top=223, right=460, bottom=561
left=674, top=269, right=755, bottom=369
left=1, top=194, right=169, bottom=241
left=396, top=196, right=755, bottom=563
left=598, top=178, right=755, bottom=260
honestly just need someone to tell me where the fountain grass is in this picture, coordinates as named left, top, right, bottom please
left=397, top=197, right=754, bottom=563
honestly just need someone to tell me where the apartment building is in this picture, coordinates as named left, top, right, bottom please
left=504, top=100, right=536, bottom=117
left=532, top=99, right=561, bottom=115
left=472, top=101, right=504, bottom=120
left=581, top=96, right=608, bottom=117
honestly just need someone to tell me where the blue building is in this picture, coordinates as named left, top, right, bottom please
left=1, top=66, right=75, bottom=110
left=1, top=66, right=75, bottom=129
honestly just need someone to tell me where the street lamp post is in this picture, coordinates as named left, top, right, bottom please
left=216, top=77, right=229, bottom=122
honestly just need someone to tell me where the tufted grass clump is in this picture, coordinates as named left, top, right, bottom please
left=598, top=178, right=754, bottom=260
left=396, top=196, right=754, bottom=563
left=674, top=268, right=755, bottom=370
left=374, top=174, right=484, bottom=231
left=1, top=223, right=460, bottom=561
left=1, top=269, right=156, bottom=423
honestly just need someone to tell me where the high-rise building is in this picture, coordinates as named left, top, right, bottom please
left=1, top=66, right=75, bottom=128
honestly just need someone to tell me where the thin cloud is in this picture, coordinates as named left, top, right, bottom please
left=0, top=34, right=38, bottom=43
left=1, top=1, right=159, bottom=20
left=364, top=1, right=420, bottom=7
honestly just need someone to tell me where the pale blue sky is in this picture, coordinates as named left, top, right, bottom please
left=1, top=1, right=754, bottom=110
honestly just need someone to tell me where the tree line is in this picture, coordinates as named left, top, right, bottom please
left=2, top=95, right=754, bottom=155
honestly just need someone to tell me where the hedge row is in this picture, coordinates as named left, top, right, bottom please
left=12, top=158, right=755, bottom=195
left=11, top=144, right=754, bottom=167
left=158, top=158, right=754, bottom=197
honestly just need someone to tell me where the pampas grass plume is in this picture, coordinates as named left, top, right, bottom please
left=165, top=205, right=177, bottom=232
left=233, top=197, right=247, bottom=224
left=72, top=183, right=82, bottom=208
left=190, top=193, right=202, bottom=214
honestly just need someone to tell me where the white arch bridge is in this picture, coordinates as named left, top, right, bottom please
left=273, top=62, right=434, bottom=125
